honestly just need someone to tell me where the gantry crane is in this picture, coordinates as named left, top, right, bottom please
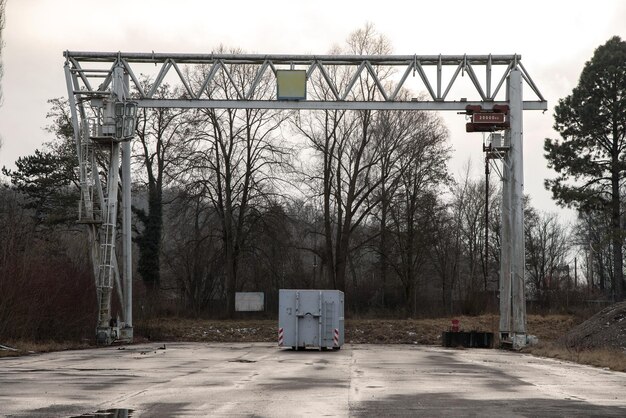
left=64, top=51, right=546, bottom=348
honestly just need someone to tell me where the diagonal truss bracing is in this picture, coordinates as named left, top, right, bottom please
left=64, top=52, right=547, bottom=111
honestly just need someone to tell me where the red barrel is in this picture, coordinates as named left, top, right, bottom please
left=451, top=319, right=460, bottom=332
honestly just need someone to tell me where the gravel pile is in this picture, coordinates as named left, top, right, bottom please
left=560, top=301, right=626, bottom=351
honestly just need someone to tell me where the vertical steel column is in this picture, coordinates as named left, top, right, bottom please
left=122, top=143, right=133, bottom=327
left=499, top=130, right=512, bottom=338
left=508, top=67, right=527, bottom=347
left=121, top=73, right=133, bottom=338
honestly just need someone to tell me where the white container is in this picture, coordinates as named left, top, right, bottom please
left=278, top=289, right=344, bottom=350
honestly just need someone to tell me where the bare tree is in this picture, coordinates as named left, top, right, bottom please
left=133, top=82, right=188, bottom=296
left=385, top=112, right=449, bottom=315
left=430, top=201, right=462, bottom=314
left=446, top=165, right=503, bottom=310
left=455, top=170, right=487, bottom=296
left=294, top=23, right=394, bottom=292
left=574, top=210, right=613, bottom=293
left=525, top=209, right=571, bottom=301
left=161, top=188, right=223, bottom=316
left=370, top=93, right=435, bottom=307
left=180, top=52, right=292, bottom=317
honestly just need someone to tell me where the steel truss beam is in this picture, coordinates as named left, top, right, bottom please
left=134, top=99, right=546, bottom=111
left=64, top=51, right=547, bottom=111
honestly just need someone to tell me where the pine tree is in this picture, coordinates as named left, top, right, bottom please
left=544, top=36, right=626, bottom=300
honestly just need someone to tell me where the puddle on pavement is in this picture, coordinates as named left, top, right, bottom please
left=71, top=409, right=134, bottom=418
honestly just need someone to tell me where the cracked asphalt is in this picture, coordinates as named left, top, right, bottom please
left=1, top=343, right=625, bottom=417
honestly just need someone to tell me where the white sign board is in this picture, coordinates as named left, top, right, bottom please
left=235, top=292, right=265, bottom=312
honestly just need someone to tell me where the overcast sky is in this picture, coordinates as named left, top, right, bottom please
left=1, top=0, right=625, bottom=219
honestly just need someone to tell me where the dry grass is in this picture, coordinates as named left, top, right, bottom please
left=346, top=315, right=501, bottom=344
left=526, top=314, right=579, bottom=341
left=134, top=316, right=504, bottom=345
left=136, top=318, right=278, bottom=342
left=525, top=342, right=626, bottom=372
left=134, top=314, right=574, bottom=346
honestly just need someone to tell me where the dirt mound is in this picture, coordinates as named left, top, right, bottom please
left=560, top=301, right=626, bottom=351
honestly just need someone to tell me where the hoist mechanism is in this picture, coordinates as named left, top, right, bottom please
left=464, top=104, right=510, bottom=132
left=89, top=98, right=138, bottom=142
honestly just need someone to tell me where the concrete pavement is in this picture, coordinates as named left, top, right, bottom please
left=1, top=343, right=625, bottom=417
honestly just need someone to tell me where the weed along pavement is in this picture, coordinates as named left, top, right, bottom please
left=1, top=343, right=626, bottom=417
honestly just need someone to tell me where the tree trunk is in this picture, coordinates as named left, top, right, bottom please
left=405, top=275, right=416, bottom=317
left=598, top=252, right=604, bottom=290
left=137, top=184, right=163, bottom=299
left=335, top=230, right=350, bottom=292
left=379, top=188, right=388, bottom=307
left=611, top=168, right=623, bottom=301
left=224, top=243, right=236, bottom=318
left=379, top=216, right=388, bottom=307
left=323, top=204, right=335, bottom=289
left=441, top=272, right=447, bottom=314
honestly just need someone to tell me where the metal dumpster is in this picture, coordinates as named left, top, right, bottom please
left=278, top=289, right=344, bottom=350
left=441, top=331, right=494, bottom=348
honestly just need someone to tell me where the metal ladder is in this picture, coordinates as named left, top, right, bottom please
left=97, top=214, right=115, bottom=325
left=94, top=139, right=121, bottom=342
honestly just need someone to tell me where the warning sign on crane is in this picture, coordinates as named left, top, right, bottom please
left=472, top=113, right=505, bottom=124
